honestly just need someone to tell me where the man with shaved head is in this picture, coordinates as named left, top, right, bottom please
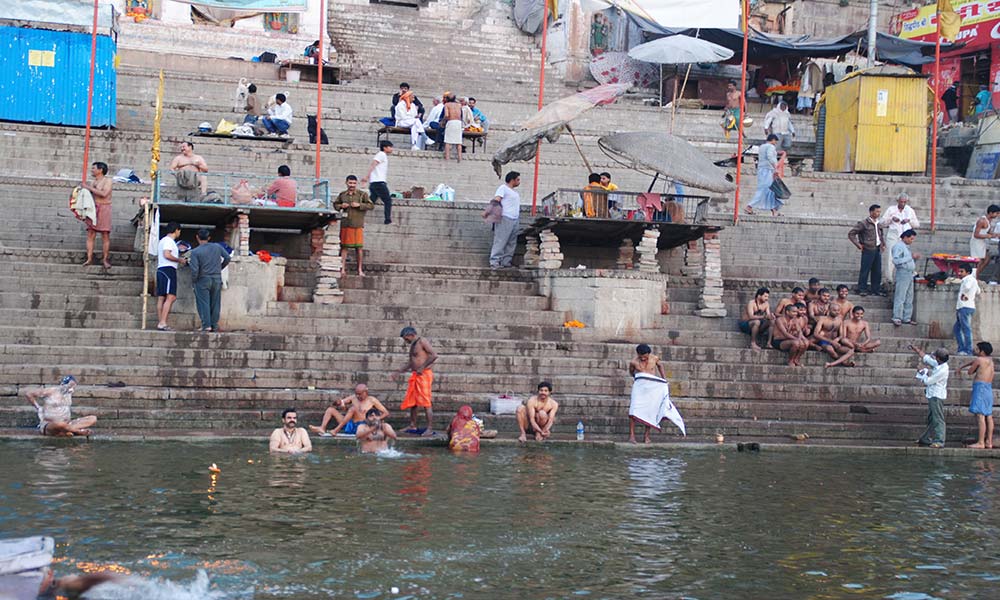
left=308, top=383, right=389, bottom=437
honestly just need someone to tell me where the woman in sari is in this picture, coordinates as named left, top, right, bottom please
left=448, top=405, right=481, bottom=452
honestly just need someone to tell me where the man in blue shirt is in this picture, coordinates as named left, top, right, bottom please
left=975, top=85, right=993, bottom=114
left=891, top=229, right=920, bottom=326
left=187, top=228, right=231, bottom=332
left=468, top=97, right=488, bottom=130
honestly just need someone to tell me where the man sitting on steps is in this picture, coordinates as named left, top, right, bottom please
left=772, top=304, right=809, bottom=367
left=27, top=376, right=96, bottom=437
left=260, top=93, right=293, bottom=136
left=309, top=384, right=389, bottom=437
left=517, top=381, right=559, bottom=442
left=839, top=306, right=881, bottom=354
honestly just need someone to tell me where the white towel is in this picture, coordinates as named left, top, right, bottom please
left=71, top=187, right=97, bottom=224
left=629, top=373, right=686, bottom=435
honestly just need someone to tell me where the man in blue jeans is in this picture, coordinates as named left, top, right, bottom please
left=261, top=93, right=293, bottom=135
left=188, top=228, right=231, bottom=332
left=954, top=264, right=980, bottom=355
left=891, top=229, right=920, bottom=326
left=848, top=204, right=887, bottom=296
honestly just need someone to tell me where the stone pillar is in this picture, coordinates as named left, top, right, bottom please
left=538, top=230, right=563, bottom=270
left=523, top=234, right=540, bottom=269
left=681, top=239, right=703, bottom=277
left=235, top=212, right=250, bottom=259
left=309, top=227, right=325, bottom=268
left=313, top=221, right=343, bottom=304
left=617, top=238, right=635, bottom=270
left=636, top=229, right=660, bottom=273
left=696, top=232, right=726, bottom=317
left=564, top=0, right=591, bottom=85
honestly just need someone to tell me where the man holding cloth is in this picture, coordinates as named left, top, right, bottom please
left=188, top=228, right=231, bottom=332
left=848, top=204, right=887, bottom=296
left=891, top=229, right=920, bottom=327
left=911, top=346, right=951, bottom=448
left=880, top=192, right=919, bottom=284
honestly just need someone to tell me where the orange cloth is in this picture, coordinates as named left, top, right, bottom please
left=340, top=226, right=364, bottom=248
left=582, top=183, right=606, bottom=218
left=401, top=91, right=414, bottom=111
left=448, top=405, right=480, bottom=452
left=401, top=369, right=433, bottom=409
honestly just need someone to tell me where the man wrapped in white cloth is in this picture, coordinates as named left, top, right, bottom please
left=880, top=192, right=919, bottom=285
left=627, top=344, right=686, bottom=443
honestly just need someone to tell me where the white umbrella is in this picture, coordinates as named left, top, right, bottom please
left=628, top=36, right=734, bottom=65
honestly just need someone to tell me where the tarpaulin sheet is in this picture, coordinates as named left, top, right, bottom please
left=173, top=0, right=307, bottom=12
left=513, top=0, right=545, bottom=34
left=0, top=0, right=116, bottom=31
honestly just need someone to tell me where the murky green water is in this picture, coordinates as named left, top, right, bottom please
left=2, top=441, right=1000, bottom=599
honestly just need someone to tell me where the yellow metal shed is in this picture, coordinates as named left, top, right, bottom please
left=823, top=69, right=928, bottom=173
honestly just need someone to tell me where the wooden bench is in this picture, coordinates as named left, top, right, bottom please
left=277, top=60, right=340, bottom=84
left=191, top=131, right=294, bottom=145
left=376, top=125, right=487, bottom=153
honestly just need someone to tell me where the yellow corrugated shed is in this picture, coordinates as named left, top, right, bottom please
left=823, top=69, right=927, bottom=173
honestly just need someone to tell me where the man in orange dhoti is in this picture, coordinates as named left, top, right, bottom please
left=396, top=326, right=439, bottom=436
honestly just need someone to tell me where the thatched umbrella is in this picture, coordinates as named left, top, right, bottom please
left=597, top=131, right=736, bottom=194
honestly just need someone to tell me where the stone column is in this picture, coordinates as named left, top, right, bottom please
left=616, top=238, right=635, bottom=270
left=523, top=234, right=540, bottom=269
left=235, top=211, right=250, bottom=259
left=538, top=230, right=563, bottom=270
left=681, top=239, right=703, bottom=277
left=309, top=227, right=325, bottom=268
left=636, top=229, right=660, bottom=273
left=695, top=232, right=726, bottom=317
left=313, top=220, right=343, bottom=304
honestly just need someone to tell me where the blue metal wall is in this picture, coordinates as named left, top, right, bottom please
left=0, top=26, right=116, bottom=127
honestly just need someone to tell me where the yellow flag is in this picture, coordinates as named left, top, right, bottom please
left=938, top=0, right=962, bottom=41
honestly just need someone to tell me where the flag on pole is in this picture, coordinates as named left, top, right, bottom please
left=937, top=0, right=961, bottom=41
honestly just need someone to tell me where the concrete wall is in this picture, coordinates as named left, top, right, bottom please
left=164, top=256, right=286, bottom=329
left=537, top=271, right=667, bottom=337
left=781, top=0, right=895, bottom=37
left=914, top=283, right=1000, bottom=344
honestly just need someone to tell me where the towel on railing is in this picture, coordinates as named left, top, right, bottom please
left=637, top=193, right=662, bottom=221
left=629, top=373, right=685, bottom=435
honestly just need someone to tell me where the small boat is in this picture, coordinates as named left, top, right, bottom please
left=0, top=536, right=54, bottom=600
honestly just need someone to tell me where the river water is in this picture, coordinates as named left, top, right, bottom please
left=2, top=440, right=999, bottom=599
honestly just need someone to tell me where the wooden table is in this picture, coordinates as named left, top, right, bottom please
left=278, top=60, right=340, bottom=84
left=376, top=125, right=487, bottom=153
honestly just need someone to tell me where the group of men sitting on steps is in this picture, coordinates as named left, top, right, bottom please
left=739, top=278, right=880, bottom=367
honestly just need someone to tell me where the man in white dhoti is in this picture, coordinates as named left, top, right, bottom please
left=627, top=344, right=685, bottom=443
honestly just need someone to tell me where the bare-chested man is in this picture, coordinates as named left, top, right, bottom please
left=80, top=161, right=113, bottom=269
left=814, top=313, right=855, bottom=368
left=794, top=303, right=812, bottom=338
left=772, top=304, right=809, bottom=367
left=740, top=287, right=773, bottom=351
left=722, top=81, right=742, bottom=139
left=356, top=407, right=398, bottom=453
left=27, top=376, right=96, bottom=436
left=807, top=288, right=833, bottom=326
left=803, top=278, right=822, bottom=303
left=309, top=384, right=389, bottom=437
left=960, top=341, right=995, bottom=448
left=269, top=407, right=312, bottom=453
left=775, top=287, right=806, bottom=316
left=839, top=306, right=881, bottom=353
left=831, top=284, right=854, bottom=320
left=516, top=381, right=559, bottom=442
left=168, top=141, right=209, bottom=196
left=627, top=344, right=667, bottom=443
left=395, top=326, right=438, bottom=436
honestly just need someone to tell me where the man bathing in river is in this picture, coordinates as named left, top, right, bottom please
left=395, top=326, right=438, bottom=436
left=516, top=381, right=559, bottom=442
left=27, top=376, right=96, bottom=436
left=269, top=408, right=312, bottom=453
left=309, top=384, right=389, bottom=437
left=628, top=344, right=667, bottom=443
left=960, top=341, right=996, bottom=448
left=356, top=407, right=398, bottom=453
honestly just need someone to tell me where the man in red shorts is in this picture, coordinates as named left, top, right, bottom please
left=334, top=174, right=374, bottom=276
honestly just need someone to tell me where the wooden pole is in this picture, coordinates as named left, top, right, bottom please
left=671, top=64, right=693, bottom=134
left=315, top=0, right=326, bottom=180
left=531, top=0, right=550, bottom=216
left=734, top=0, right=750, bottom=224
left=142, top=70, right=165, bottom=331
left=930, top=13, right=942, bottom=232
left=566, top=126, right=593, bottom=173
left=81, top=0, right=99, bottom=183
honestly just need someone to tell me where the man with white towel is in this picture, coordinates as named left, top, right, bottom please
left=627, top=344, right=686, bottom=443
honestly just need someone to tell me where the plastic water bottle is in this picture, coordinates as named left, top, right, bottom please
left=576, top=420, right=585, bottom=441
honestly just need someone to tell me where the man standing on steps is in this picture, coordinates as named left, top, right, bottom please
left=188, top=228, right=230, bottom=332
left=362, top=140, right=394, bottom=225
left=891, top=229, right=920, bottom=327
left=334, top=175, right=374, bottom=277
left=911, top=346, right=950, bottom=449
left=81, top=161, right=113, bottom=269
left=489, top=171, right=521, bottom=270
left=954, top=264, right=980, bottom=356
left=880, top=192, right=919, bottom=285
left=848, top=204, right=886, bottom=296
left=156, top=222, right=187, bottom=331
left=395, top=326, right=438, bottom=436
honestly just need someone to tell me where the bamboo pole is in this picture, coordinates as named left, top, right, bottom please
left=734, top=0, right=750, bottom=224
left=530, top=0, right=550, bottom=216
left=671, top=64, right=693, bottom=134
left=142, top=70, right=165, bottom=330
left=566, top=126, right=593, bottom=173
left=81, top=0, right=99, bottom=183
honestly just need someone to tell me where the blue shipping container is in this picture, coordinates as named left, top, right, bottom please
left=0, top=26, right=116, bottom=127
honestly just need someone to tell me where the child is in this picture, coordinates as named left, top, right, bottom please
left=960, top=342, right=995, bottom=449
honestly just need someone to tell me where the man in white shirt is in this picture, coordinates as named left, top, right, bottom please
left=361, top=140, right=394, bottom=224
left=261, top=93, right=293, bottom=135
left=954, top=264, right=980, bottom=355
left=911, top=346, right=950, bottom=448
left=156, top=222, right=187, bottom=331
left=880, top=192, right=920, bottom=284
left=489, top=171, right=521, bottom=269
left=763, top=101, right=795, bottom=152
left=424, top=98, right=445, bottom=149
